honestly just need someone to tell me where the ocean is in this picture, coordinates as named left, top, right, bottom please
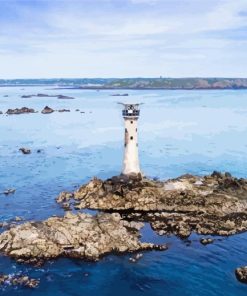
left=0, top=86, right=247, bottom=295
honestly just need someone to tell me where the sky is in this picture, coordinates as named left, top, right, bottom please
left=0, top=0, right=247, bottom=78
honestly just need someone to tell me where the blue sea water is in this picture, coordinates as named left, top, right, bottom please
left=1, top=87, right=247, bottom=295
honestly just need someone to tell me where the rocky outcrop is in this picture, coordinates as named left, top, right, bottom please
left=41, top=106, right=54, bottom=114
left=0, top=212, right=167, bottom=264
left=56, top=172, right=247, bottom=238
left=0, top=274, right=39, bottom=288
left=19, top=147, right=31, bottom=154
left=6, top=107, right=36, bottom=115
left=235, top=266, right=247, bottom=283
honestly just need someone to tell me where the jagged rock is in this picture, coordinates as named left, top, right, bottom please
left=62, top=202, right=71, bottom=211
left=56, top=192, right=74, bottom=203
left=0, top=111, right=2, bottom=114
left=0, top=212, right=167, bottom=263
left=41, top=106, right=54, bottom=114
left=0, top=274, right=39, bottom=288
left=19, top=147, right=31, bottom=154
left=6, top=107, right=36, bottom=115
left=58, top=109, right=70, bottom=112
left=56, top=173, right=247, bottom=238
left=200, top=238, right=214, bottom=245
left=235, top=267, right=247, bottom=283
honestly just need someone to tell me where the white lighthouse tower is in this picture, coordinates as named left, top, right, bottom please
left=119, top=103, right=142, bottom=176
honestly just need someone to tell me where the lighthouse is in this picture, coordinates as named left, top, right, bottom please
left=119, top=103, right=142, bottom=176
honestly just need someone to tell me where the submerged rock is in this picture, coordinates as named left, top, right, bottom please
left=41, top=106, right=54, bottom=114
left=0, top=274, right=39, bottom=288
left=200, top=238, right=214, bottom=245
left=0, top=212, right=167, bottom=263
left=235, top=266, right=247, bottom=283
left=19, top=147, right=31, bottom=154
left=56, top=172, right=247, bottom=238
left=3, top=188, right=15, bottom=195
left=6, top=107, right=36, bottom=115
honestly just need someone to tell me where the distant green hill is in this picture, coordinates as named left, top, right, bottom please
left=1, top=78, right=247, bottom=89
left=103, top=78, right=247, bottom=89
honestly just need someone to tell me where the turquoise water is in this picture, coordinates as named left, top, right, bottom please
left=1, top=87, right=247, bottom=295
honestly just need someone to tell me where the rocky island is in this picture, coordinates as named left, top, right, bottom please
left=1, top=171, right=247, bottom=284
left=0, top=212, right=166, bottom=264
left=56, top=172, right=247, bottom=238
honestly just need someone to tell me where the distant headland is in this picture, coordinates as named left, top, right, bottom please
left=1, top=78, right=247, bottom=89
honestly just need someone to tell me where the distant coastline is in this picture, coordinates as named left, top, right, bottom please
left=1, top=78, right=247, bottom=90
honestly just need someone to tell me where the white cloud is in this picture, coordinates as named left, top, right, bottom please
left=0, top=0, right=247, bottom=78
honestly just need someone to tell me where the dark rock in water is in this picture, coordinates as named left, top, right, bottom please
left=0, top=212, right=167, bottom=263
left=56, top=172, right=247, bottom=238
left=37, top=93, right=52, bottom=97
left=41, top=106, right=54, bottom=114
left=200, top=238, right=214, bottom=245
left=235, top=267, right=247, bottom=283
left=3, top=188, right=15, bottom=195
left=37, top=149, right=42, bottom=153
left=75, top=109, right=80, bottom=111
left=57, top=95, right=75, bottom=100
left=58, top=109, right=70, bottom=112
left=0, top=274, right=39, bottom=288
left=0, top=111, right=3, bottom=114
left=19, top=147, right=31, bottom=154
left=111, top=93, right=129, bottom=96
left=3, top=95, right=8, bottom=97
left=21, top=95, right=33, bottom=98
left=6, top=107, right=36, bottom=115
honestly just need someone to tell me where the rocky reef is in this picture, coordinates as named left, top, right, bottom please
left=56, top=172, right=247, bottom=238
left=6, top=107, right=36, bottom=115
left=0, top=212, right=166, bottom=264
left=0, top=274, right=39, bottom=288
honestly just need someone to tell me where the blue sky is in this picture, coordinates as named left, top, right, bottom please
left=0, top=0, right=247, bottom=78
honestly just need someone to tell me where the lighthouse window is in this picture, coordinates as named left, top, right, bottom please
left=130, top=136, right=133, bottom=140
left=125, top=128, right=127, bottom=133
left=131, top=121, right=133, bottom=124
left=136, top=128, right=137, bottom=132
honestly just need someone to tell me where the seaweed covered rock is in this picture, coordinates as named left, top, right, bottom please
left=0, top=212, right=167, bottom=263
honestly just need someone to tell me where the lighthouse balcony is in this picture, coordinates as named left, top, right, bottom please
left=122, top=110, right=140, bottom=117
